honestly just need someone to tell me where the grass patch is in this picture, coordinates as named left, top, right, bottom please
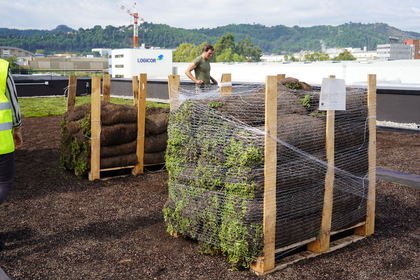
left=19, top=96, right=170, bottom=118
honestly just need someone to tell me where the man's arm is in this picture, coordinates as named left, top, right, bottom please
left=5, top=69, right=21, bottom=128
left=12, top=126, right=22, bottom=149
left=210, top=76, right=218, bottom=86
left=5, top=69, right=23, bottom=149
left=185, top=63, right=203, bottom=85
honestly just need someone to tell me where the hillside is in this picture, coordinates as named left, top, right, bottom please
left=192, top=22, right=420, bottom=53
left=0, top=22, right=419, bottom=54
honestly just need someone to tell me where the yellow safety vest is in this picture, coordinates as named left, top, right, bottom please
left=0, top=59, right=14, bottom=155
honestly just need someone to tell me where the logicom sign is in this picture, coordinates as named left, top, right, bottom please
left=137, top=54, right=164, bottom=63
left=137, top=58, right=157, bottom=63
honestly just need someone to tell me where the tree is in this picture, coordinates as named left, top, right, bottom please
left=287, top=53, right=297, bottom=62
left=304, top=53, right=314, bottom=61
left=214, top=33, right=236, bottom=61
left=319, top=53, right=330, bottom=61
left=334, top=51, right=356, bottom=61
left=5, top=55, right=19, bottom=69
left=216, top=48, right=233, bottom=62
left=236, top=36, right=262, bottom=62
left=173, top=43, right=196, bottom=62
left=190, top=42, right=207, bottom=61
left=303, top=52, right=330, bottom=61
left=249, top=46, right=263, bottom=62
left=215, top=48, right=246, bottom=62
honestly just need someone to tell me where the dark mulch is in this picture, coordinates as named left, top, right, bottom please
left=0, top=118, right=419, bottom=279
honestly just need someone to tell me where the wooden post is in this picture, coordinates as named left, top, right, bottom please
left=88, top=77, right=102, bottom=181
left=133, top=74, right=147, bottom=175
left=308, top=75, right=335, bottom=253
left=103, top=74, right=111, bottom=102
left=168, top=75, right=180, bottom=112
left=355, top=74, right=376, bottom=236
left=277, top=74, right=286, bottom=80
left=132, top=76, right=139, bottom=107
left=250, top=76, right=277, bottom=274
left=66, top=75, right=77, bottom=111
left=220, top=73, right=232, bottom=97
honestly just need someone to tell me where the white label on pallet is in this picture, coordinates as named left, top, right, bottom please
left=319, top=78, right=346, bottom=111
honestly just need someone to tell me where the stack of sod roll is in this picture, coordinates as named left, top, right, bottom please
left=164, top=79, right=369, bottom=268
left=60, top=101, right=169, bottom=175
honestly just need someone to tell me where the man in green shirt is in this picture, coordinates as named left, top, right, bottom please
left=185, top=44, right=218, bottom=90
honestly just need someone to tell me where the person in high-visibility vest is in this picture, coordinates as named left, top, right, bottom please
left=0, top=58, right=22, bottom=207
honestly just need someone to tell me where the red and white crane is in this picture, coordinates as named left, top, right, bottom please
left=117, top=3, right=144, bottom=49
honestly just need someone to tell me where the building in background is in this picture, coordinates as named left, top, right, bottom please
left=28, top=57, right=108, bottom=73
left=377, top=39, right=420, bottom=60
left=109, top=48, right=173, bottom=78
left=0, top=46, right=35, bottom=60
left=91, top=48, right=112, bottom=57
left=261, top=46, right=377, bottom=62
left=404, top=40, right=420, bottom=59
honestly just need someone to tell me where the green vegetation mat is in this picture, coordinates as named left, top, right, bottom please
left=19, top=96, right=169, bottom=118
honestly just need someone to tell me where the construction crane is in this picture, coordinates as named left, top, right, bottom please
left=117, top=3, right=144, bottom=49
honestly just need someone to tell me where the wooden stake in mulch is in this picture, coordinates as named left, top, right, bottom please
left=132, top=76, right=139, bottom=107
left=89, top=77, right=102, bottom=181
left=133, top=73, right=147, bottom=175
left=355, top=74, right=377, bottom=236
left=250, top=75, right=278, bottom=274
left=220, top=73, right=232, bottom=97
left=168, top=75, right=180, bottom=112
left=66, top=75, right=77, bottom=111
left=277, top=74, right=286, bottom=80
left=308, top=75, right=336, bottom=253
left=103, top=74, right=111, bottom=102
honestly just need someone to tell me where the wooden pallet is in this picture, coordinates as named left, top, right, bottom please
left=87, top=162, right=166, bottom=181
left=86, top=74, right=150, bottom=181
left=251, top=222, right=366, bottom=276
left=88, top=165, right=136, bottom=181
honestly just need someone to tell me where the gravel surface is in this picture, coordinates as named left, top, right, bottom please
left=377, top=121, right=420, bottom=130
left=0, top=117, right=419, bottom=279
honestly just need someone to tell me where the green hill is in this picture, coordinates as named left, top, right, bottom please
left=0, top=22, right=419, bottom=55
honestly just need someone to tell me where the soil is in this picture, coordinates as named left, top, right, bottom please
left=1, top=117, right=420, bottom=279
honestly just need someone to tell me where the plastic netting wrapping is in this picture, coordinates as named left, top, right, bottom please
left=163, top=80, right=373, bottom=267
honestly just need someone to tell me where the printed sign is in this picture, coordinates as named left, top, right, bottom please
left=319, top=78, right=346, bottom=111
left=137, top=55, right=164, bottom=63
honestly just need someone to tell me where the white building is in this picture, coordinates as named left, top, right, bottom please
left=377, top=44, right=414, bottom=60
left=261, top=47, right=377, bottom=62
left=348, top=47, right=377, bottom=61
left=109, top=48, right=173, bottom=78
left=260, top=55, right=286, bottom=62
left=91, top=48, right=112, bottom=57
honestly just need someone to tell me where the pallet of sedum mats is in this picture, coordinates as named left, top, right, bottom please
left=164, top=74, right=376, bottom=274
left=60, top=75, right=169, bottom=180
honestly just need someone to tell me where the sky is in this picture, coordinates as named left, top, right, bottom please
left=1, top=0, right=420, bottom=33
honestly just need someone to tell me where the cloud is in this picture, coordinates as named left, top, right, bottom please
left=1, top=0, right=420, bottom=33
